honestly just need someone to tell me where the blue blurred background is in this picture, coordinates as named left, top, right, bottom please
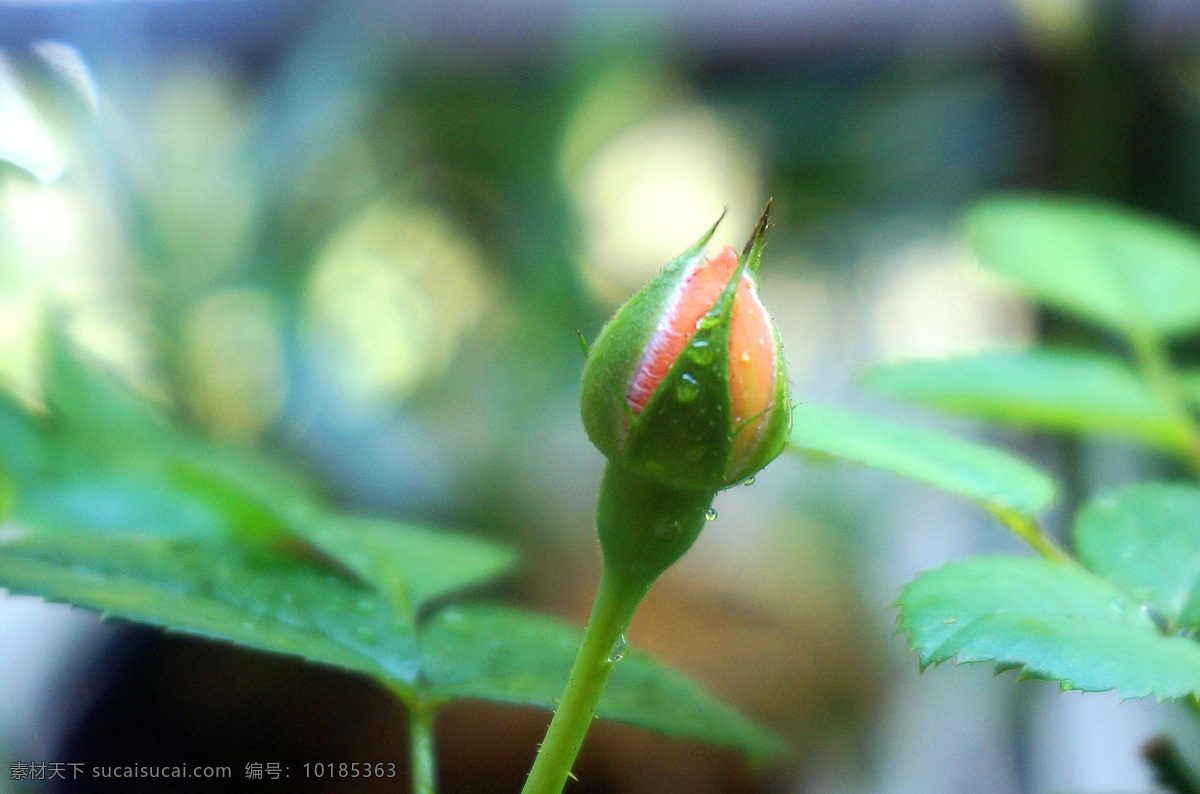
left=2, top=0, right=1200, bottom=791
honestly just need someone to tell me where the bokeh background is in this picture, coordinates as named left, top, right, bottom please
left=2, top=0, right=1200, bottom=791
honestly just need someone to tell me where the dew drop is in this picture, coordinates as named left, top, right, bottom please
left=740, top=350, right=751, bottom=362
left=607, top=634, right=628, bottom=663
left=676, top=374, right=700, bottom=403
left=705, top=508, right=718, bottom=521
left=687, top=340, right=714, bottom=365
left=742, top=476, right=756, bottom=486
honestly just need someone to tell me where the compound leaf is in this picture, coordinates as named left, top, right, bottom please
left=897, top=556, right=1200, bottom=699
left=1075, top=483, right=1200, bottom=631
left=967, top=196, right=1200, bottom=336
left=419, top=603, right=790, bottom=764
left=865, top=350, right=1188, bottom=453
left=789, top=402, right=1055, bottom=516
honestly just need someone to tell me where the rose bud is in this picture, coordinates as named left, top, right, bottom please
left=580, top=204, right=791, bottom=493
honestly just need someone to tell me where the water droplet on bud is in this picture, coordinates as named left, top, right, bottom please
left=608, top=634, right=628, bottom=663
left=687, top=340, right=714, bottom=365
left=742, top=476, right=756, bottom=486
left=676, top=373, right=700, bottom=402
left=705, top=508, right=718, bottom=521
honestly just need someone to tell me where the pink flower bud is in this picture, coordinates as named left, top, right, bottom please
left=580, top=208, right=791, bottom=492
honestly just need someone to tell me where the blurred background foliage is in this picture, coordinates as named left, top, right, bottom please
left=4, top=0, right=1200, bottom=792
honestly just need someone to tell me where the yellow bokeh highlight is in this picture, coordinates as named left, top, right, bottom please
left=565, top=103, right=764, bottom=305
left=183, top=288, right=287, bottom=440
left=304, top=200, right=492, bottom=410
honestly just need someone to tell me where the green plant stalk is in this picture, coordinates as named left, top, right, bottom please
left=1143, top=735, right=1200, bottom=794
left=410, top=700, right=438, bottom=794
left=520, top=571, right=642, bottom=794
left=990, top=508, right=1074, bottom=564
left=1129, top=330, right=1200, bottom=478
left=523, top=461, right=714, bottom=794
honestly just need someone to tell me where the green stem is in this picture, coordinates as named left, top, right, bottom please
left=991, top=508, right=1074, bottom=564
left=1129, top=330, right=1200, bottom=478
left=1143, top=736, right=1200, bottom=794
left=521, top=571, right=641, bottom=794
left=522, top=461, right=714, bottom=793
left=409, top=700, right=438, bottom=794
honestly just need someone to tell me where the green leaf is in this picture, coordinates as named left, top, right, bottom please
left=0, top=525, right=777, bottom=761
left=865, top=350, right=1188, bottom=452
left=296, top=515, right=517, bottom=612
left=418, top=604, right=790, bottom=764
left=1, top=346, right=777, bottom=761
left=1076, top=483, right=1200, bottom=630
left=0, top=530, right=422, bottom=685
left=897, top=556, right=1200, bottom=699
left=788, top=403, right=1055, bottom=516
left=0, top=502, right=516, bottom=682
left=967, top=196, right=1200, bottom=336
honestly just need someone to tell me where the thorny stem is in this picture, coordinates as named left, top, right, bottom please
left=521, top=570, right=641, bottom=794
left=409, top=700, right=438, bottom=794
left=1129, top=330, right=1200, bottom=479
left=990, top=508, right=1074, bottom=564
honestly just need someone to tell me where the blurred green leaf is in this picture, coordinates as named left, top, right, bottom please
left=0, top=54, right=65, bottom=182
left=19, top=474, right=228, bottom=541
left=789, top=402, right=1055, bottom=516
left=13, top=476, right=518, bottom=608
left=967, top=197, right=1200, bottom=336
left=1075, top=483, right=1200, bottom=630
left=40, top=338, right=321, bottom=551
left=865, top=350, right=1188, bottom=452
left=0, top=392, right=50, bottom=482
left=418, top=604, right=790, bottom=764
left=1186, top=371, right=1200, bottom=408
left=897, top=556, right=1200, bottom=699
left=43, top=331, right=168, bottom=447
left=0, top=467, right=9, bottom=521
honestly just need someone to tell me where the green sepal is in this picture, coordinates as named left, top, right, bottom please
left=595, top=459, right=715, bottom=594
left=580, top=215, right=724, bottom=462
left=742, top=198, right=771, bottom=276
left=621, top=249, right=745, bottom=491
